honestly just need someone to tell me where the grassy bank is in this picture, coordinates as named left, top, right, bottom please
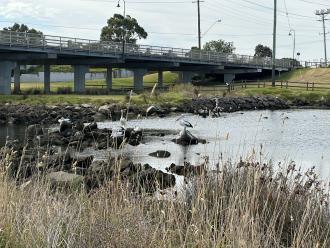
left=0, top=158, right=329, bottom=247
left=15, top=71, right=178, bottom=92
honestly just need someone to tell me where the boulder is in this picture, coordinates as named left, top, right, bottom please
left=130, top=166, right=176, bottom=193
left=149, top=150, right=171, bottom=158
left=26, top=124, right=44, bottom=139
left=172, top=129, right=199, bottom=146
left=46, top=171, right=84, bottom=190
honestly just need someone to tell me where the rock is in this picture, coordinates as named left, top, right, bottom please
left=166, top=161, right=207, bottom=177
left=26, top=124, right=44, bottom=139
left=149, top=150, right=171, bottom=158
left=98, top=105, right=112, bottom=115
left=130, top=166, right=176, bottom=193
left=81, top=104, right=93, bottom=108
left=73, top=155, right=94, bottom=169
left=172, top=129, right=199, bottom=146
left=46, top=171, right=84, bottom=190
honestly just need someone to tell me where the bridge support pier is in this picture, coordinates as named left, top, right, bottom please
left=106, top=66, right=113, bottom=91
left=13, top=64, right=21, bottom=93
left=0, top=61, right=15, bottom=95
left=158, top=70, right=163, bottom=87
left=44, top=64, right=51, bottom=94
left=74, top=65, right=89, bottom=93
left=179, top=71, right=195, bottom=84
left=224, top=74, right=235, bottom=84
left=133, top=69, right=147, bottom=91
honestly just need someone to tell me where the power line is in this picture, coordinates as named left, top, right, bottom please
left=296, top=0, right=330, bottom=7
left=283, top=0, right=292, bottom=30
left=239, top=0, right=316, bottom=20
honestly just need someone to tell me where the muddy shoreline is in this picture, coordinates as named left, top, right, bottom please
left=0, top=95, right=295, bottom=125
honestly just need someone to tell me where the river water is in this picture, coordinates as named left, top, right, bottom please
left=1, top=109, right=330, bottom=178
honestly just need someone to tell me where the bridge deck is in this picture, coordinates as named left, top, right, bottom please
left=0, top=31, right=291, bottom=70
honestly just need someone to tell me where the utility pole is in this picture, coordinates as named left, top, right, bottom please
left=193, top=0, right=204, bottom=49
left=272, top=0, right=277, bottom=87
left=315, top=9, right=330, bottom=66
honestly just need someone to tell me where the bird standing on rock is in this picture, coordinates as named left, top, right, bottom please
left=176, top=115, right=193, bottom=131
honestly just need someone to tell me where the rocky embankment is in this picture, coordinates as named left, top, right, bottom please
left=1, top=122, right=176, bottom=193
left=0, top=96, right=289, bottom=125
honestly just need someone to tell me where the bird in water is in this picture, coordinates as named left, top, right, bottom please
left=120, top=109, right=127, bottom=128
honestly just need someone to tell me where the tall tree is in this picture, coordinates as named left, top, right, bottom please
left=254, top=44, right=272, bottom=57
left=100, top=14, right=147, bottom=43
left=203, top=40, right=235, bottom=54
left=3, top=23, right=43, bottom=34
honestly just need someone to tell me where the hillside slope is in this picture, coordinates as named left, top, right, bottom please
left=279, top=68, right=330, bottom=85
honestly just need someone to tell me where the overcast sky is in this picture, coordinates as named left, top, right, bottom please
left=0, top=0, right=329, bottom=61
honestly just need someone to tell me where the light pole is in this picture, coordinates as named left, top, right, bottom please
left=202, top=19, right=221, bottom=38
left=272, top=0, right=277, bottom=87
left=289, top=29, right=296, bottom=68
left=117, top=0, right=126, bottom=57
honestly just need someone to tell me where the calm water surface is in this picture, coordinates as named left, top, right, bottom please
left=1, top=109, right=329, bottom=178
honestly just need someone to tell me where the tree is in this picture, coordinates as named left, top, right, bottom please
left=203, top=40, right=235, bottom=54
left=254, top=44, right=272, bottom=57
left=100, top=14, right=147, bottom=43
left=3, top=23, right=43, bottom=35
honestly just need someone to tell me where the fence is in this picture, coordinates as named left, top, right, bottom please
left=197, top=80, right=330, bottom=92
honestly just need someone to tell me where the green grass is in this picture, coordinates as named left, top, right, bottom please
left=15, top=71, right=178, bottom=92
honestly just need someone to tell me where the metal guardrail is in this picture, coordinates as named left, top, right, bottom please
left=0, top=30, right=292, bottom=69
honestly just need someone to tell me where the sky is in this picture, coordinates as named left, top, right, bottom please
left=0, top=0, right=329, bottom=62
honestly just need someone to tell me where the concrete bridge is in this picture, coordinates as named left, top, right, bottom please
left=0, top=30, right=292, bottom=94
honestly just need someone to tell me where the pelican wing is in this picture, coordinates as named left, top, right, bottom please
left=180, top=119, right=193, bottom=128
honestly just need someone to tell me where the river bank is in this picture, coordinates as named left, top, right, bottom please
left=0, top=95, right=291, bottom=125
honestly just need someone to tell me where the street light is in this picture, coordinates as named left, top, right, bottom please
left=117, top=0, right=126, bottom=57
left=202, top=19, right=221, bottom=38
left=289, top=29, right=296, bottom=67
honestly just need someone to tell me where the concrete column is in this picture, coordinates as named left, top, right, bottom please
left=179, top=71, right=195, bottom=84
left=224, top=74, right=235, bottom=84
left=106, top=66, right=113, bottom=91
left=133, top=69, right=147, bottom=91
left=158, top=70, right=163, bottom=88
left=13, top=64, right=20, bottom=93
left=73, top=65, right=89, bottom=93
left=44, top=64, right=51, bottom=94
left=0, top=61, right=15, bottom=95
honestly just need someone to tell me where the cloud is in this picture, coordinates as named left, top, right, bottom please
left=0, top=0, right=57, bottom=20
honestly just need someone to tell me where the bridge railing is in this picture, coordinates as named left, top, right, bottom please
left=0, top=30, right=291, bottom=69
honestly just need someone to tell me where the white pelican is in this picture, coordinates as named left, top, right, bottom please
left=146, top=105, right=157, bottom=117
left=176, top=115, right=193, bottom=131
left=58, top=117, right=72, bottom=134
left=58, top=117, right=71, bottom=124
left=120, top=109, right=127, bottom=128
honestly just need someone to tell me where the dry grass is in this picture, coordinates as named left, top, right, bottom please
left=0, top=155, right=329, bottom=247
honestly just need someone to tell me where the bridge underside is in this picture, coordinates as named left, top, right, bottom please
left=0, top=49, right=289, bottom=95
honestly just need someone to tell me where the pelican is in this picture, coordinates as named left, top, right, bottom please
left=111, top=126, right=125, bottom=138
left=58, top=117, right=72, bottom=134
left=58, top=117, right=71, bottom=124
left=146, top=105, right=157, bottom=117
left=176, top=115, right=193, bottom=131
left=120, top=109, right=127, bottom=128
